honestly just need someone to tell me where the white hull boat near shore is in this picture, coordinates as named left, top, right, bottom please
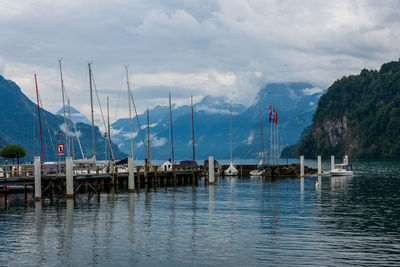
left=330, top=164, right=353, bottom=176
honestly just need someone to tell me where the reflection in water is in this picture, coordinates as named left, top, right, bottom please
left=300, top=177, right=304, bottom=202
left=35, top=201, right=46, bottom=265
left=65, top=199, right=74, bottom=266
left=208, top=185, right=214, bottom=214
left=1, top=160, right=400, bottom=266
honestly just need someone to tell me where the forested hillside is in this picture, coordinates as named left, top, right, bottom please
left=298, top=60, right=400, bottom=158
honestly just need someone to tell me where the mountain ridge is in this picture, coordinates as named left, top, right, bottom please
left=297, top=59, right=400, bottom=158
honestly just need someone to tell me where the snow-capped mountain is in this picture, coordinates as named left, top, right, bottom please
left=110, top=82, right=324, bottom=160
left=56, top=106, right=91, bottom=125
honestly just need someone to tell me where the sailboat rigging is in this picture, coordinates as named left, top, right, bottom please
left=34, top=74, right=44, bottom=163
left=224, top=100, right=238, bottom=176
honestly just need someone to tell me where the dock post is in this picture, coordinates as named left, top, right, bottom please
left=110, top=160, right=115, bottom=184
left=66, top=157, right=74, bottom=199
left=144, top=159, right=148, bottom=184
left=172, top=165, right=177, bottom=185
left=317, top=155, right=322, bottom=175
left=128, top=157, right=135, bottom=193
left=300, top=155, right=304, bottom=177
left=34, top=156, right=41, bottom=201
left=209, top=156, right=214, bottom=185
left=331, top=155, right=335, bottom=170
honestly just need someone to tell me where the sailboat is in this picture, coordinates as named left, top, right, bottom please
left=73, top=63, right=97, bottom=165
left=158, top=92, right=174, bottom=172
left=250, top=112, right=265, bottom=176
left=224, top=101, right=238, bottom=176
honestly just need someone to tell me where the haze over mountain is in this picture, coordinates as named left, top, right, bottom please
left=0, top=75, right=126, bottom=162
left=111, top=82, right=323, bottom=161
left=56, top=106, right=91, bottom=125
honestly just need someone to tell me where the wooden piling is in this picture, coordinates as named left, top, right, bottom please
left=209, top=156, right=215, bottom=185
left=128, top=157, right=135, bottom=193
left=317, top=155, right=322, bottom=175
left=66, top=157, right=74, bottom=199
left=300, top=156, right=304, bottom=177
left=144, top=159, right=148, bottom=184
left=34, top=156, right=41, bottom=201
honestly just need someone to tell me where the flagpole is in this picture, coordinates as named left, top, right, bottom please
left=275, top=108, right=278, bottom=164
left=277, top=112, right=279, bottom=165
left=270, top=106, right=272, bottom=166
left=273, top=107, right=276, bottom=165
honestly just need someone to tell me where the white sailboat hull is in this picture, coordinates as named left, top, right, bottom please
left=224, top=162, right=238, bottom=176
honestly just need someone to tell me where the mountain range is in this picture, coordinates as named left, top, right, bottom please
left=110, top=82, right=324, bottom=161
left=0, top=74, right=126, bottom=162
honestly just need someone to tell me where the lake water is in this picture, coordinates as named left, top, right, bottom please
left=0, top=159, right=400, bottom=266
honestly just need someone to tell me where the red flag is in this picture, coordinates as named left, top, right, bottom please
left=269, top=105, right=272, bottom=123
left=272, top=107, right=275, bottom=123
left=276, top=109, right=278, bottom=124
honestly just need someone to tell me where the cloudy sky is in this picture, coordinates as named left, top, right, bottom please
left=0, top=0, right=399, bottom=122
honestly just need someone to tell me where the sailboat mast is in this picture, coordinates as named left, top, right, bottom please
left=168, top=94, right=171, bottom=162
left=169, top=92, right=175, bottom=164
left=260, top=111, right=265, bottom=165
left=58, top=59, right=69, bottom=157
left=230, top=100, right=233, bottom=162
left=34, top=74, right=44, bottom=162
left=107, top=96, right=113, bottom=160
left=67, top=99, right=74, bottom=159
left=125, top=66, right=134, bottom=159
left=191, top=96, right=195, bottom=163
left=147, top=108, right=151, bottom=166
left=88, top=63, right=96, bottom=159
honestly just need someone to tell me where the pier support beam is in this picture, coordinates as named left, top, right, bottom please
left=208, top=156, right=214, bottom=185
left=300, top=155, right=304, bottom=177
left=128, top=157, right=135, bottom=192
left=317, top=155, right=322, bottom=175
left=66, top=157, right=73, bottom=199
left=34, top=156, right=41, bottom=201
left=331, top=155, right=335, bottom=170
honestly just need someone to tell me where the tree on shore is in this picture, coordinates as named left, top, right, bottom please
left=0, top=144, right=26, bottom=164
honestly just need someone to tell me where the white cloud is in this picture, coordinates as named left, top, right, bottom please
left=244, top=130, right=255, bottom=145
left=0, top=0, right=399, bottom=121
left=302, top=87, right=324, bottom=96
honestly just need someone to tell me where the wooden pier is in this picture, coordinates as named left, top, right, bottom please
left=0, top=164, right=203, bottom=200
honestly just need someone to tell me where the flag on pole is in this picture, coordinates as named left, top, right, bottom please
left=269, top=105, right=272, bottom=123
left=272, top=107, right=275, bottom=124
left=275, top=109, right=278, bottom=124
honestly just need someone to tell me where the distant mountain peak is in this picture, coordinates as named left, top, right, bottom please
left=56, top=106, right=90, bottom=125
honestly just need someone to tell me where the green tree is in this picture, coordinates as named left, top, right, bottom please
left=0, top=144, right=26, bottom=164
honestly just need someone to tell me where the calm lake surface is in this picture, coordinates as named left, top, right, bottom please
left=1, top=159, right=400, bottom=266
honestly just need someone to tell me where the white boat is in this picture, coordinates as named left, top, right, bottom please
left=250, top=168, right=264, bottom=176
left=330, top=164, right=353, bottom=176
left=224, top=161, right=238, bottom=176
left=250, top=161, right=264, bottom=176
left=224, top=101, right=238, bottom=176
left=158, top=161, right=173, bottom=172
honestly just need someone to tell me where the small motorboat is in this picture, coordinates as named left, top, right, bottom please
left=250, top=168, right=264, bottom=176
left=250, top=160, right=264, bottom=176
left=330, top=164, right=353, bottom=176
